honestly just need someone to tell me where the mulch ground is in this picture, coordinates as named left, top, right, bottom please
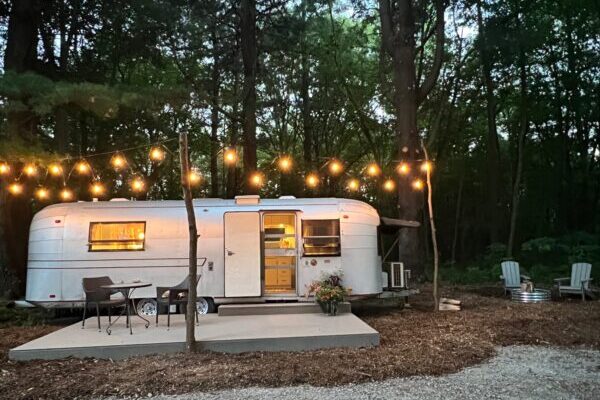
left=1, top=285, right=599, bottom=399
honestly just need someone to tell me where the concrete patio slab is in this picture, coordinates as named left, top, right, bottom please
left=9, top=312, right=379, bottom=361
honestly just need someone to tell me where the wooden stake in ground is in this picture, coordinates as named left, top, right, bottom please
left=179, top=131, right=199, bottom=352
left=421, top=140, right=440, bottom=312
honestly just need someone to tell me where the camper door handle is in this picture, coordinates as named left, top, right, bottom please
left=226, top=249, right=235, bottom=256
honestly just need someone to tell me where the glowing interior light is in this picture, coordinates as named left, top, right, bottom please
left=397, top=162, right=410, bottom=175
left=224, top=148, right=237, bottom=165
left=35, top=187, right=50, bottom=200
left=328, top=159, right=343, bottom=175
left=306, top=173, right=319, bottom=188
left=0, top=163, right=10, bottom=175
left=90, top=182, right=105, bottom=196
left=23, top=164, right=37, bottom=177
left=149, top=146, right=166, bottom=162
left=48, top=163, right=63, bottom=176
left=137, top=232, right=145, bottom=240
left=383, top=178, right=396, bottom=192
left=250, top=172, right=263, bottom=187
left=347, top=178, right=360, bottom=191
left=188, top=170, right=202, bottom=185
left=277, top=156, right=292, bottom=172
left=8, top=182, right=23, bottom=195
left=366, top=163, right=380, bottom=177
left=421, top=161, right=432, bottom=173
left=111, top=154, right=127, bottom=170
left=412, top=179, right=424, bottom=190
left=60, top=188, right=74, bottom=201
left=131, top=177, right=145, bottom=192
left=75, top=161, right=90, bottom=174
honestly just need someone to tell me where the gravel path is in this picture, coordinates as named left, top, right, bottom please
left=145, top=346, right=600, bottom=400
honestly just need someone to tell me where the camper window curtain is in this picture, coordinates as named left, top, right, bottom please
left=88, top=222, right=146, bottom=251
left=302, top=219, right=340, bottom=256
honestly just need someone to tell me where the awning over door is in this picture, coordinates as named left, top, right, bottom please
left=380, top=217, right=420, bottom=234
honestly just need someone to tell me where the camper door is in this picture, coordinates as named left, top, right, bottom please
left=224, top=212, right=261, bottom=297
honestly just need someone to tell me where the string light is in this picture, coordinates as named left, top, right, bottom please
left=35, top=187, right=50, bottom=200
left=149, top=146, right=166, bottom=162
left=412, top=179, right=424, bottom=190
left=0, top=162, right=10, bottom=175
left=48, top=163, right=63, bottom=177
left=277, top=156, right=292, bottom=172
left=8, top=182, right=23, bottom=195
left=383, top=178, right=396, bottom=192
left=75, top=160, right=91, bottom=174
left=366, top=162, right=381, bottom=177
left=249, top=172, right=264, bottom=188
left=23, top=164, right=37, bottom=177
left=347, top=178, right=360, bottom=191
left=188, top=169, right=202, bottom=185
left=328, top=159, right=343, bottom=175
left=131, top=177, right=145, bottom=192
left=90, top=182, right=105, bottom=196
left=421, top=161, right=432, bottom=173
left=110, top=154, right=127, bottom=170
left=224, top=148, right=237, bottom=165
left=397, top=162, right=410, bottom=175
left=306, top=173, right=319, bottom=188
left=60, top=188, right=74, bottom=201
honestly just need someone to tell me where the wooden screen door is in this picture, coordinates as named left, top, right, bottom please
left=224, top=212, right=261, bottom=297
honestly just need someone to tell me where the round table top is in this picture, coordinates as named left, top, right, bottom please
left=101, top=282, right=152, bottom=289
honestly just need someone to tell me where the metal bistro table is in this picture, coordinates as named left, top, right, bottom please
left=100, top=282, right=152, bottom=335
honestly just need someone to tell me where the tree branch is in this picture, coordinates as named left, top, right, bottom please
left=417, top=0, right=446, bottom=105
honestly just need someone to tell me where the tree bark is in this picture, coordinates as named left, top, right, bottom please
left=378, top=0, right=445, bottom=277
left=179, top=132, right=198, bottom=353
left=240, top=0, right=257, bottom=193
left=210, top=27, right=220, bottom=198
left=476, top=0, right=502, bottom=244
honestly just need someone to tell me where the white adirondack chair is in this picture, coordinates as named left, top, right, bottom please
left=500, top=261, right=531, bottom=295
left=554, top=263, right=593, bottom=301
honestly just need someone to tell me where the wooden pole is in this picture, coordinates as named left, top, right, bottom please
left=179, top=131, right=198, bottom=352
left=421, top=140, right=440, bottom=312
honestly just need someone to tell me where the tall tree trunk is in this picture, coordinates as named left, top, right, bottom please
left=179, top=132, right=198, bottom=352
left=378, top=0, right=445, bottom=277
left=240, top=0, right=257, bottom=193
left=451, top=171, right=465, bottom=264
left=507, top=41, right=528, bottom=257
left=300, top=3, right=312, bottom=169
left=226, top=72, right=240, bottom=199
left=210, top=27, right=220, bottom=198
left=476, top=0, right=502, bottom=244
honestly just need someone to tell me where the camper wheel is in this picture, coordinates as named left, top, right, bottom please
left=197, top=297, right=215, bottom=314
left=136, top=298, right=158, bottom=316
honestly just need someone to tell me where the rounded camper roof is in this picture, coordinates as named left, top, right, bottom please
left=32, top=196, right=379, bottom=219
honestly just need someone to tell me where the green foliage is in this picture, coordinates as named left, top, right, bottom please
left=0, top=301, right=49, bottom=328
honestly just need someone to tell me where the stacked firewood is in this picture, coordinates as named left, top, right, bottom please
left=439, top=297, right=462, bottom=311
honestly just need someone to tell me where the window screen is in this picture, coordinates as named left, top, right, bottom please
left=302, top=219, right=341, bottom=256
left=89, top=222, right=146, bottom=251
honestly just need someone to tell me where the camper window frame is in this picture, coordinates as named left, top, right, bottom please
left=301, top=219, right=341, bottom=257
left=88, top=221, right=146, bottom=252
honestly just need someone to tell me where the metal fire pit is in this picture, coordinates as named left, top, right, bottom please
left=511, top=288, right=551, bottom=303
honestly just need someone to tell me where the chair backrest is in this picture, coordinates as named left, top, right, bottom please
left=571, top=263, right=592, bottom=289
left=501, top=261, right=521, bottom=288
left=82, top=276, right=114, bottom=302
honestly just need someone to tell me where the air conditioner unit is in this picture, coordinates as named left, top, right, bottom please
left=390, top=262, right=410, bottom=288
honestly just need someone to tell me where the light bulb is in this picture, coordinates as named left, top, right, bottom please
left=366, top=163, right=380, bottom=177
left=250, top=172, right=263, bottom=187
left=48, top=163, right=63, bottom=176
left=383, top=179, right=396, bottom=192
left=397, top=162, right=410, bottom=175
left=277, top=156, right=292, bottom=172
left=306, top=173, right=319, bottom=188
left=35, top=187, right=50, bottom=200
left=23, top=164, right=37, bottom=177
left=328, top=159, right=343, bottom=175
left=60, top=188, right=74, bottom=201
left=131, top=177, right=145, bottom=192
left=347, top=178, right=360, bottom=191
left=224, top=148, right=237, bottom=165
left=149, top=146, right=166, bottom=162
left=8, top=182, right=23, bottom=195
left=111, top=154, right=127, bottom=170
left=188, top=170, right=202, bottom=185
left=90, top=182, right=105, bottom=196
left=421, top=161, right=432, bottom=173
left=0, top=163, right=10, bottom=175
left=75, top=161, right=90, bottom=174
left=412, top=179, right=424, bottom=190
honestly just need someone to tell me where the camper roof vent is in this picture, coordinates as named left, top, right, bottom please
left=109, top=198, right=129, bottom=202
left=235, top=195, right=260, bottom=205
left=279, top=195, right=296, bottom=200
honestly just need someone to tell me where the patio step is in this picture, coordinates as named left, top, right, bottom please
left=218, top=302, right=351, bottom=316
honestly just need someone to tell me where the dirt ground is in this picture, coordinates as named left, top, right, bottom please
left=1, top=285, right=599, bottom=400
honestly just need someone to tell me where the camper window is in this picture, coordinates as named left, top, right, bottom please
left=88, top=222, right=146, bottom=251
left=302, top=219, right=340, bottom=256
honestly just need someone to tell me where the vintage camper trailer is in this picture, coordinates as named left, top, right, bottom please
left=25, top=196, right=383, bottom=314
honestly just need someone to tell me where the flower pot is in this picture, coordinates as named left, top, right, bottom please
left=317, top=300, right=329, bottom=314
left=329, top=301, right=338, bottom=316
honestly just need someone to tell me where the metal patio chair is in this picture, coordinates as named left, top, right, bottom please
left=500, top=261, right=531, bottom=295
left=81, top=276, right=126, bottom=331
left=554, top=263, right=593, bottom=301
left=156, top=275, right=200, bottom=328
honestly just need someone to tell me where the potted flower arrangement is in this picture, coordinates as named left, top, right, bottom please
left=306, top=272, right=348, bottom=316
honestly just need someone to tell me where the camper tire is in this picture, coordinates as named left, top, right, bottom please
left=136, top=298, right=158, bottom=316
left=196, top=297, right=215, bottom=314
